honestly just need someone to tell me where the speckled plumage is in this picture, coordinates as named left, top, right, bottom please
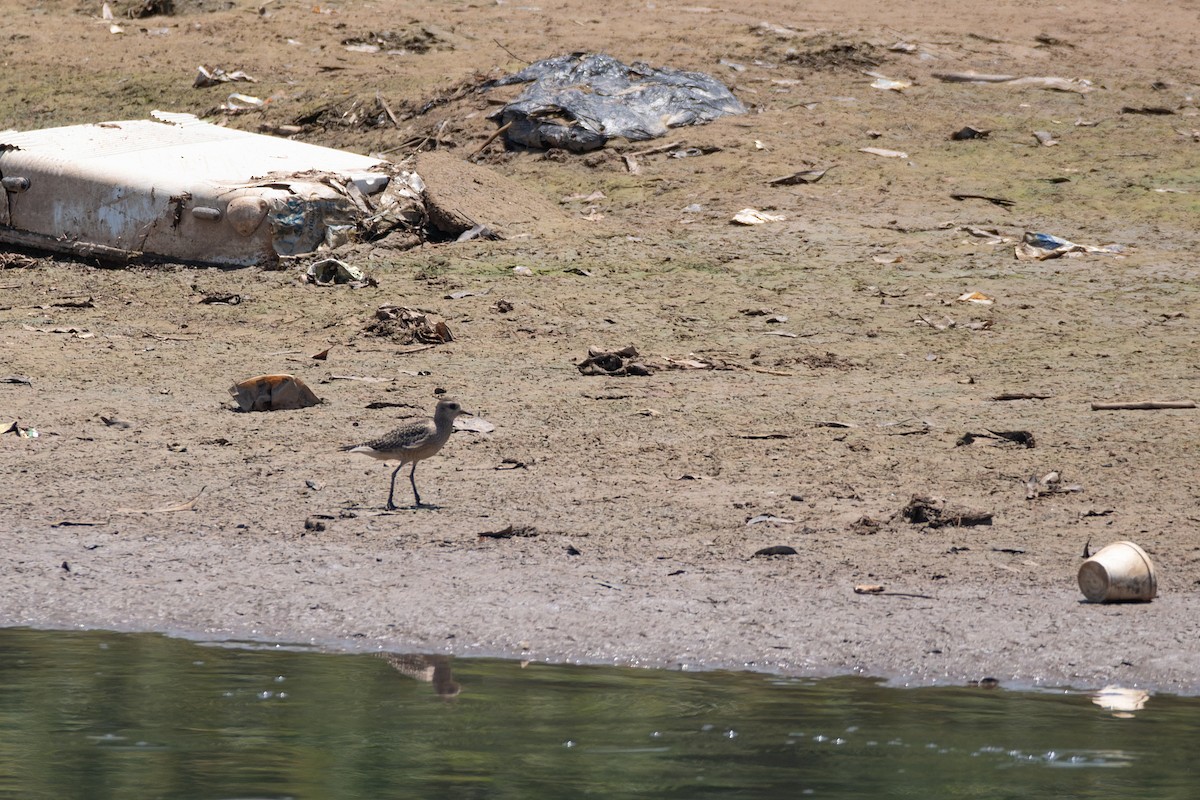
left=341, top=398, right=470, bottom=509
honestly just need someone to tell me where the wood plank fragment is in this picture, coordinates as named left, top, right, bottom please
left=1091, top=400, right=1195, bottom=410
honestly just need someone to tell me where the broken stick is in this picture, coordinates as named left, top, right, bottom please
left=628, top=140, right=685, bottom=158
left=375, top=92, right=399, bottom=128
left=116, top=487, right=205, bottom=514
left=470, top=121, right=513, bottom=159
left=1091, top=400, right=1195, bottom=411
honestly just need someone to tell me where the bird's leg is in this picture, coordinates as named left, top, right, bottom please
left=387, top=463, right=404, bottom=511
left=409, top=462, right=423, bottom=507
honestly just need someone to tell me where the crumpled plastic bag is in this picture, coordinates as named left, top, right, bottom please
left=1015, top=231, right=1124, bottom=261
left=485, top=53, right=746, bottom=153
left=306, top=257, right=365, bottom=285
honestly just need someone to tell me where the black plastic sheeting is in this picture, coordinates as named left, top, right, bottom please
left=485, top=53, right=746, bottom=153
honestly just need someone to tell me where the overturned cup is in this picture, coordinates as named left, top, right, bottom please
left=1078, top=541, right=1157, bottom=603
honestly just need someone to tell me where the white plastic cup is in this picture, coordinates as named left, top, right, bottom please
left=1078, top=541, right=1157, bottom=603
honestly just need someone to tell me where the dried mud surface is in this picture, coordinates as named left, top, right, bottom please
left=3, top=0, right=1200, bottom=693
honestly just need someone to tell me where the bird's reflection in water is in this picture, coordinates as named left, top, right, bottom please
left=379, top=654, right=461, bottom=698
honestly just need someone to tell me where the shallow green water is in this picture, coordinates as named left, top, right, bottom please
left=0, top=628, right=1194, bottom=799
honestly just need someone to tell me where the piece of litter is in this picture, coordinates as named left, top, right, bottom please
left=957, top=291, right=994, bottom=305
left=732, top=208, right=786, bottom=225
left=512, top=265, right=533, bottom=276
left=951, top=193, right=1015, bottom=208
left=454, top=416, right=496, bottom=433
left=0, top=112, right=428, bottom=267
left=1092, top=685, right=1149, bottom=713
left=478, top=524, right=539, bottom=539
left=961, top=226, right=1013, bottom=244
left=224, top=93, right=265, bottom=111
left=747, top=514, right=795, bottom=525
left=869, top=75, right=912, bottom=92
left=767, top=167, right=831, bottom=185
left=1015, top=231, right=1124, bottom=261
left=116, top=487, right=206, bottom=514
left=193, top=66, right=257, bottom=88
left=754, top=20, right=802, bottom=38
left=230, top=374, right=322, bottom=412
left=102, top=2, right=123, bottom=33
left=902, top=495, right=994, bottom=528
left=306, top=258, right=366, bottom=286
left=951, top=126, right=990, bottom=140
left=20, top=324, right=94, bottom=338
left=917, top=314, right=954, bottom=330
left=366, top=306, right=452, bottom=345
left=859, top=147, right=908, bottom=159
left=456, top=224, right=501, bottom=242
left=2, top=421, right=38, bottom=438
left=1090, top=400, right=1195, bottom=411
left=484, top=53, right=745, bottom=152
left=576, top=345, right=654, bottom=377
left=753, top=545, right=798, bottom=556
left=932, top=72, right=1093, bottom=93
left=1121, top=106, right=1175, bottom=116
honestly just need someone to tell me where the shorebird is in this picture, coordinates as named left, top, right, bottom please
left=341, top=398, right=470, bottom=510
left=379, top=653, right=461, bottom=698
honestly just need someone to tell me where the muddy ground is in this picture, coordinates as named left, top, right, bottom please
left=3, top=0, right=1200, bottom=693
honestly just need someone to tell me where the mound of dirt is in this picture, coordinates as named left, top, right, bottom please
left=417, top=150, right=575, bottom=239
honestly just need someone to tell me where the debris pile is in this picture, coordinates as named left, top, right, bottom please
left=364, top=305, right=454, bottom=344
left=576, top=346, right=655, bottom=376
left=901, top=495, right=993, bottom=528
